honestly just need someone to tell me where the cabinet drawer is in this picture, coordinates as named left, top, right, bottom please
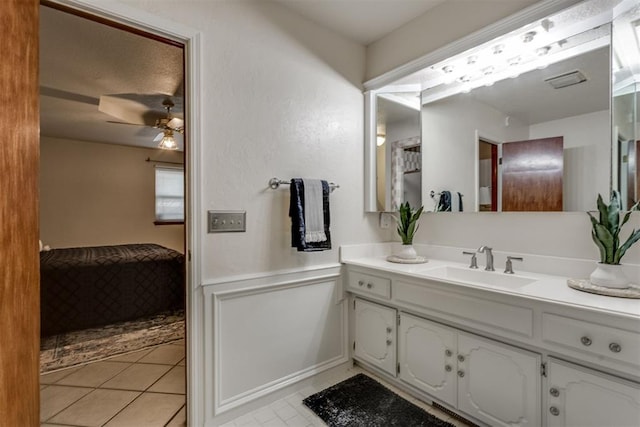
left=395, top=280, right=533, bottom=338
left=348, top=271, right=391, bottom=299
left=542, top=313, right=640, bottom=370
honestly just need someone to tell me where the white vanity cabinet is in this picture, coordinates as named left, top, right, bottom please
left=353, top=298, right=397, bottom=376
left=398, top=312, right=541, bottom=426
left=398, top=313, right=457, bottom=406
left=456, top=332, right=541, bottom=427
left=345, top=262, right=640, bottom=426
left=546, top=358, right=640, bottom=427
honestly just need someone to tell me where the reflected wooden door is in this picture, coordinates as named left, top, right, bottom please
left=502, top=137, right=563, bottom=211
left=0, top=0, right=40, bottom=424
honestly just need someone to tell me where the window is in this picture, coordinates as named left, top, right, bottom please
left=155, top=166, right=184, bottom=224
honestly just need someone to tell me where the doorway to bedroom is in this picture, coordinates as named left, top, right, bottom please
left=38, top=3, right=188, bottom=425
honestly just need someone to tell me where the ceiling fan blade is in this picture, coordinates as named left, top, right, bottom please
left=99, top=94, right=165, bottom=126
left=106, top=120, right=147, bottom=127
left=167, top=117, right=184, bottom=130
left=153, top=132, right=165, bottom=142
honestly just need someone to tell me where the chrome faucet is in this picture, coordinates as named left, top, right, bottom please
left=478, top=246, right=494, bottom=271
left=505, top=256, right=524, bottom=274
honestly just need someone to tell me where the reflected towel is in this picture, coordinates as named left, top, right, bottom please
left=289, top=179, right=332, bottom=252
left=437, top=191, right=451, bottom=212
left=451, top=192, right=464, bottom=212
left=303, top=179, right=327, bottom=243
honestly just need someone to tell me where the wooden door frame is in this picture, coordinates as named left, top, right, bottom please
left=1, top=1, right=40, bottom=424
left=5, top=1, right=203, bottom=423
left=475, top=131, right=503, bottom=212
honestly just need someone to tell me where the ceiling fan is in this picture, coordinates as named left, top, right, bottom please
left=98, top=94, right=185, bottom=149
left=151, top=99, right=184, bottom=150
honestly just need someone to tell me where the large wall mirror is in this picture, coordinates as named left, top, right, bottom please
left=365, top=0, right=640, bottom=213
left=612, top=1, right=640, bottom=211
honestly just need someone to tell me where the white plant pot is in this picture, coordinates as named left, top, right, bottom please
left=395, top=244, right=417, bottom=260
left=589, top=263, right=630, bottom=289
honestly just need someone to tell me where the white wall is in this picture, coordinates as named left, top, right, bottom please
left=365, top=0, right=540, bottom=80
left=529, top=110, right=611, bottom=211
left=421, top=95, right=528, bottom=211
left=112, top=0, right=383, bottom=423
left=121, top=0, right=383, bottom=280
left=40, top=136, right=184, bottom=252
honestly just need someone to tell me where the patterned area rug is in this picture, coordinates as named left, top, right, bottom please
left=303, top=373, right=455, bottom=427
left=40, top=310, right=185, bottom=373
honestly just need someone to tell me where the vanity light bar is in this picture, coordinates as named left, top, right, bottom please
left=422, top=31, right=610, bottom=105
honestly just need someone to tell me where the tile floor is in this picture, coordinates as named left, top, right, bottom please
left=221, top=365, right=473, bottom=427
left=40, top=340, right=186, bottom=427
left=42, top=342, right=471, bottom=427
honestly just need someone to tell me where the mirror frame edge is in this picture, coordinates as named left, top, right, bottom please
left=364, top=90, right=378, bottom=212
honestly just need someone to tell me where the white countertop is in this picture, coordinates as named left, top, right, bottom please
left=343, top=255, right=640, bottom=319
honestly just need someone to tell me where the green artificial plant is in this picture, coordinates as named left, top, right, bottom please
left=396, top=201, right=424, bottom=245
left=587, top=191, right=640, bottom=265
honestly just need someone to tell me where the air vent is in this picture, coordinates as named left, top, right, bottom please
left=545, top=70, right=587, bottom=89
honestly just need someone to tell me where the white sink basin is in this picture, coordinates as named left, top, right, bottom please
left=420, top=266, right=538, bottom=288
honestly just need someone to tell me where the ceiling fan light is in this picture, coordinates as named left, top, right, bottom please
left=158, top=131, right=178, bottom=150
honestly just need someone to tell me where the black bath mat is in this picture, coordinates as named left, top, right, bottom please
left=303, top=373, right=455, bottom=427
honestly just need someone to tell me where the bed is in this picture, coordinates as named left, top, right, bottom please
left=40, top=243, right=185, bottom=337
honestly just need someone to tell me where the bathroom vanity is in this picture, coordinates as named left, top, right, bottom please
left=342, top=248, right=640, bottom=427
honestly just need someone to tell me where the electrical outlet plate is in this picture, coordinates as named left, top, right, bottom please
left=207, top=210, right=246, bottom=233
left=379, top=212, right=393, bottom=229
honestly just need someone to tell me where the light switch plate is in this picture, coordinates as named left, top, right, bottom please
left=208, top=210, right=246, bottom=233
left=379, top=212, right=393, bottom=229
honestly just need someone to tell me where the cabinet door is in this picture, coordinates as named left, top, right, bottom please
left=354, top=299, right=397, bottom=376
left=547, top=358, right=640, bottom=427
left=457, top=332, right=541, bottom=427
left=398, top=313, right=457, bottom=406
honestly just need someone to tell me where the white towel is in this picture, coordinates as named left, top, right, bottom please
left=303, top=179, right=327, bottom=243
left=451, top=193, right=460, bottom=212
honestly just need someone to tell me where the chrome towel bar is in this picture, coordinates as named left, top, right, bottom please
left=269, top=177, right=339, bottom=192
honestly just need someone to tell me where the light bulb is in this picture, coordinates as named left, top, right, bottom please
left=376, top=134, right=386, bottom=146
left=522, top=31, right=536, bottom=43
left=158, top=131, right=178, bottom=150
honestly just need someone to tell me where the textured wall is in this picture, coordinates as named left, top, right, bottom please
left=40, top=136, right=184, bottom=252
left=118, top=0, right=385, bottom=280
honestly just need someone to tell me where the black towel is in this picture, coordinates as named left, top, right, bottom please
left=438, top=190, right=452, bottom=212
left=289, top=179, right=332, bottom=252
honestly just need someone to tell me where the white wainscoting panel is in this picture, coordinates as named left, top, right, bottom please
left=203, top=265, right=348, bottom=419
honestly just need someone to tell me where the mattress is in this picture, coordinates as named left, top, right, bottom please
left=40, top=243, right=184, bottom=337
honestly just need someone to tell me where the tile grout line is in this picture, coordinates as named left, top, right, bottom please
left=163, top=403, right=186, bottom=427
left=41, top=342, right=186, bottom=426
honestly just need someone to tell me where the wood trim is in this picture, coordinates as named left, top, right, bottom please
left=0, top=0, right=40, bottom=424
left=154, top=220, right=185, bottom=226
left=491, top=144, right=498, bottom=212
left=40, top=0, right=184, bottom=48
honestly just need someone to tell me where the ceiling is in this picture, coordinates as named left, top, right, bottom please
left=40, top=1, right=449, bottom=151
left=468, top=45, right=610, bottom=125
left=274, top=0, right=445, bottom=45
left=40, top=1, right=612, bottom=151
left=40, top=6, right=184, bottom=150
